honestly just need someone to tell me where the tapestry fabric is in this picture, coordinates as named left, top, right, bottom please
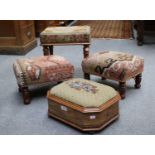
left=50, top=78, right=118, bottom=108
left=40, top=26, right=91, bottom=44
left=13, top=55, right=74, bottom=86
left=82, top=51, right=144, bottom=82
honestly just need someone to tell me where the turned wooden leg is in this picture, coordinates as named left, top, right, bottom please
left=101, top=77, right=106, bottom=80
left=119, top=82, right=126, bottom=99
left=83, top=44, right=90, bottom=58
left=138, top=39, right=143, bottom=46
left=84, top=73, right=90, bottom=80
left=21, top=87, right=31, bottom=104
left=131, top=21, right=135, bottom=39
left=135, top=73, right=142, bottom=89
left=18, top=84, right=22, bottom=92
left=136, top=21, right=144, bottom=46
left=49, top=45, right=53, bottom=55
left=43, top=46, right=50, bottom=55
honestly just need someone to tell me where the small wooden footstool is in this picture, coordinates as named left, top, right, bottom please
left=47, top=78, right=121, bottom=132
left=40, top=26, right=91, bottom=58
left=82, top=51, right=144, bottom=99
left=13, top=55, right=74, bottom=104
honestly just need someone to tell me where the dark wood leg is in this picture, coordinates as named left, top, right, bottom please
left=131, top=21, right=135, bottom=39
left=83, top=44, right=90, bottom=58
left=101, top=77, right=106, bottom=80
left=84, top=73, right=90, bottom=80
left=21, top=87, right=31, bottom=104
left=136, top=20, right=144, bottom=46
left=49, top=45, right=53, bottom=55
left=138, top=39, right=143, bottom=46
left=119, top=82, right=126, bottom=99
left=135, top=73, right=142, bottom=89
left=18, top=84, right=22, bottom=92
left=134, top=21, right=137, bottom=30
left=43, top=46, right=50, bottom=55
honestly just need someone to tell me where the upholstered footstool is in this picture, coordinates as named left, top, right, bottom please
left=82, top=51, right=144, bottom=99
left=40, top=26, right=91, bottom=58
left=13, top=55, right=74, bottom=104
left=47, top=78, right=121, bottom=132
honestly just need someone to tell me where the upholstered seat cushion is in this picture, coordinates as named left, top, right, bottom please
left=82, top=51, right=144, bottom=82
left=50, top=78, right=118, bottom=108
left=40, top=26, right=91, bottom=44
left=13, top=55, right=74, bottom=86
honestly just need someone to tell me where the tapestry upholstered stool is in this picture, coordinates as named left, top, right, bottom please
left=40, top=26, right=91, bottom=58
left=47, top=78, right=121, bottom=132
left=82, top=51, right=144, bottom=99
left=13, top=55, right=74, bottom=104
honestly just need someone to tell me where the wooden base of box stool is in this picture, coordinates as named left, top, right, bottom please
left=84, top=73, right=142, bottom=99
left=47, top=92, right=120, bottom=132
left=48, top=112, right=119, bottom=132
left=42, top=43, right=90, bottom=58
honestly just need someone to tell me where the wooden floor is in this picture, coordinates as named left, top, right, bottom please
left=74, top=20, right=132, bottom=39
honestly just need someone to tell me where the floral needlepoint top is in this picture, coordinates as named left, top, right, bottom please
left=67, top=81, right=98, bottom=94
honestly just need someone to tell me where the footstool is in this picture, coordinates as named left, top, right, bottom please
left=82, top=51, right=144, bottom=99
left=47, top=78, right=121, bottom=132
left=40, top=26, right=91, bottom=58
left=13, top=55, right=74, bottom=104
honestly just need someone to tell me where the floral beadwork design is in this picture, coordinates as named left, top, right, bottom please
left=67, top=81, right=98, bottom=94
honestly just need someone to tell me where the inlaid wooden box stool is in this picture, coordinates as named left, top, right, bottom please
left=40, top=26, right=91, bottom=58
left=47, top=78, right=121, bottom=132
left=13, top=55, right=74, bottom=104
left=82, top=51, right=144, bottom=99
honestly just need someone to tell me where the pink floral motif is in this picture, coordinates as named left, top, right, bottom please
left=67, top=81, right=98, bottom=94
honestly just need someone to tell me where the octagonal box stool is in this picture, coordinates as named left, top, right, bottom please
left=47, top=78, right=121, bottom=132
left=40, top=26, right=91, bottom=58
left=13, top=55, right=74, bottom=104
left=82, top=51, right=144, bottom=99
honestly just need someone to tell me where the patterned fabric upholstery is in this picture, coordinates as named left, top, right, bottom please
left=82, top=51, right=144, bottom=82
left=50, top=78, right=118, bottom=108
left=40, top=26, right=91, bottom=44
left=13, top=55, right=74, bottom=87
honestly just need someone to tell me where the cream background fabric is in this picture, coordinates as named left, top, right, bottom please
left=50, top=78, right=117, bottom=107
left=41, top=26, right=90, bottom=35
